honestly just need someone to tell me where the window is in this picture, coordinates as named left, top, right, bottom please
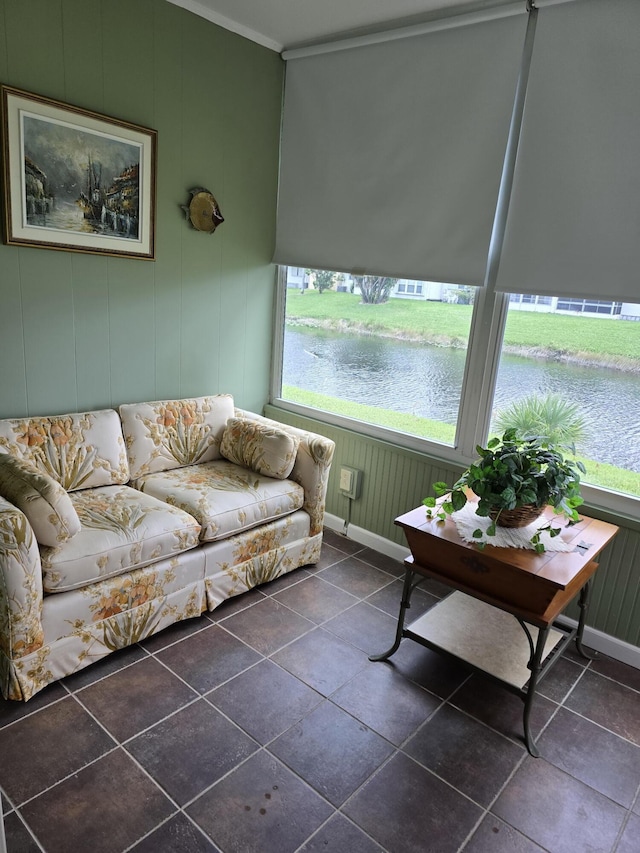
left=279, top=267, right=474, bottom=445
left=272, top=1, right=640, bottom=517
left=490, top=295, right=640, bottom=498
left=509, top=294, right=553, bottom=307
left=555, top=298, right=622, bottom=317
left=275, top=271, right=640, bottom=508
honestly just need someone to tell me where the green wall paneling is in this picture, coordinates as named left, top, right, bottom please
left=60, top=0, right=105, bottom=111
left=152, top=1, right=187, bottom=400
left=219, top=34, right=283, bottom=260
left=586, top=527, right=640, bottom=645
left=0, top=0, right=283, bottom=419
left=179, top=261, right=222, bottom=397
left=243, top=265, right=278, bottom=410
left=70, top=253, right=111, bottom=410
left=216, top=34, right=283, bottom=410
left=107, top=258, right=157, bottom=405
left=0, top=0, right=9, bottom=81
left=2, top=1, right=65, bottom=95
left=266, top=405, right=640, bottom=648
left=19, top=248, right=77, bottom=415
left=177, top=9, right=227, bottom=397
left=99, top=0, right=156, bottom=401
left=218, top=258, right=250, bottom=396
left=0, top=244, right=27, bottom=417
left=100, top=0, right=155, bottom=126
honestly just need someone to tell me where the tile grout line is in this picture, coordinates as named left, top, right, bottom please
left=291, top=810, right=385, bottom=853
left=5, top=806, right=48, bottom=853
left=557, top=659, right=640, bottom=747
left=3, top=540, right=638, bottom=853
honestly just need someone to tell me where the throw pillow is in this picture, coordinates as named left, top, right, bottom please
left=220, top=418, right=299, bottom=480
left=0, top=453, right=81, bottom=546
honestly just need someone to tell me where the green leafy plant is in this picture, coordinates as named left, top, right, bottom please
left=423, top=429, right=586, bottom=552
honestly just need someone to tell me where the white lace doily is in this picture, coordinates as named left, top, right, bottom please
left=451, top=501, right=574, bottom=552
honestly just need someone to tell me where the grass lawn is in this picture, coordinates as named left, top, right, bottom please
left=286, top=290, right=472, bottom=345
left=285, top=290, right=640, bottom=366
left=282, top=385, right=456, bottom=443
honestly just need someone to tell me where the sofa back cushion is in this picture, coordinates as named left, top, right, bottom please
left=0, top=453, right=81, bottom=546
left=0, top=409, right=130, bottom=492
left=220, top=417, right=299, bottom=480
left=120, top=395, right=235, bottom=480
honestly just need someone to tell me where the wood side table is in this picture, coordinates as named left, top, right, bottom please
left=371, top=504, right=619, bottom=755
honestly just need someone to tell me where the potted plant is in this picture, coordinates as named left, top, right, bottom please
left=423, top=429, right=585, bottom=552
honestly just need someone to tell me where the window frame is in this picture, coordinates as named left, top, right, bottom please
left=271, top=265, right=640, bottom=523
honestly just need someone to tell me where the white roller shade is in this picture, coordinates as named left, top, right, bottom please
left=496, top=0, right=640, bottom=302
left=274, top=13, right=527, bottom=286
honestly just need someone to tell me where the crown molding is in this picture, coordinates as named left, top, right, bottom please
left=165, top=0, right=283, bottom=52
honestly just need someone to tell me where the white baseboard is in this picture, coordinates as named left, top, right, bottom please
left=324, top=513, right=411, bottom=563
left=555, top=616, right=640, bottom=670
left=323, top=513, right=640, bottom=671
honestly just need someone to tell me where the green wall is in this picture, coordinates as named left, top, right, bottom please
left=266, top=405, right=640, bottom=650
left=0, top=0, right=283, bottom=418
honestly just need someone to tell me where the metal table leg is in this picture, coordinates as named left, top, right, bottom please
left=521, top=623, right=552, bottom=757
left=369, top=565, right=416, bottom=662
left=575, top=580, right=596, bottom=660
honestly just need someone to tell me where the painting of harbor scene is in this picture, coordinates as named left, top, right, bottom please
left=2, top=85, right=156, bottom=259
left=23, top=115, right=141, bottom=239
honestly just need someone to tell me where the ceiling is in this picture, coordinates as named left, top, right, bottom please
left=166, top=0, right=522, bottom=53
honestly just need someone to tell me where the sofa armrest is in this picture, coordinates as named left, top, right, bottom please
left=0, top=497, right=45, bottom=698
left=235, top=410, right=335, bottom=536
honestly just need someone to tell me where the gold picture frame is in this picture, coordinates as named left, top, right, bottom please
left=1, top=85, right=157, bottom=259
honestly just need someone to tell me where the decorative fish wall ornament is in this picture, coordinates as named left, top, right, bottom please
left=181, top=187, right=224, bottom=234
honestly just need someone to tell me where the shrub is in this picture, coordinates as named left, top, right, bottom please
left=493, top=393, right=587, bottom=449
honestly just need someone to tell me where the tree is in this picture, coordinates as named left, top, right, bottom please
left=354, top=275, right=397, bottom=304
left=453, top=286, right=476, bottom=305
left=308, top=269, right=336, bottom=294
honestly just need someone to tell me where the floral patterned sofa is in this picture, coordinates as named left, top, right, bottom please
left=0, top=395, right=334, bottom=701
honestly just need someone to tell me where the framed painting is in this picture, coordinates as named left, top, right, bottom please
left=1, top=85, right=157, bottom=259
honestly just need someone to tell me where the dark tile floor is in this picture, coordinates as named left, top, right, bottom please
left=1, top=528, right=639, bottom=853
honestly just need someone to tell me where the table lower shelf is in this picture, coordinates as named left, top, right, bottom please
left=370, top=557, right=595, bottom=755
left=406, top=591, right=564, bottom=690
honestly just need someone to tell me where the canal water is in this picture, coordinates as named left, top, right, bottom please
left=283, top=326, right=640, bottom=471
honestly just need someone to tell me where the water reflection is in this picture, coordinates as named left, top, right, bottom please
left=27, top=200, right=137, bottom=239
left=289, top=327, right=466, bottom=421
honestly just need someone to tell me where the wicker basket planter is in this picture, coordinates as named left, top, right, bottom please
left=489, top=504, right=544, bottom=528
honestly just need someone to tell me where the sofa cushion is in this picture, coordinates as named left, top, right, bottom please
left=133, top=460, right=304, bottom=542
left=220, top=417, right=299, bottom=480
left=0, top=453, right=81, bottom=546
left=40, top=485, right=201, bottom=593
left=119, top=395, right=235, bottom=479
left=0, top=409, right=129, bottom=491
